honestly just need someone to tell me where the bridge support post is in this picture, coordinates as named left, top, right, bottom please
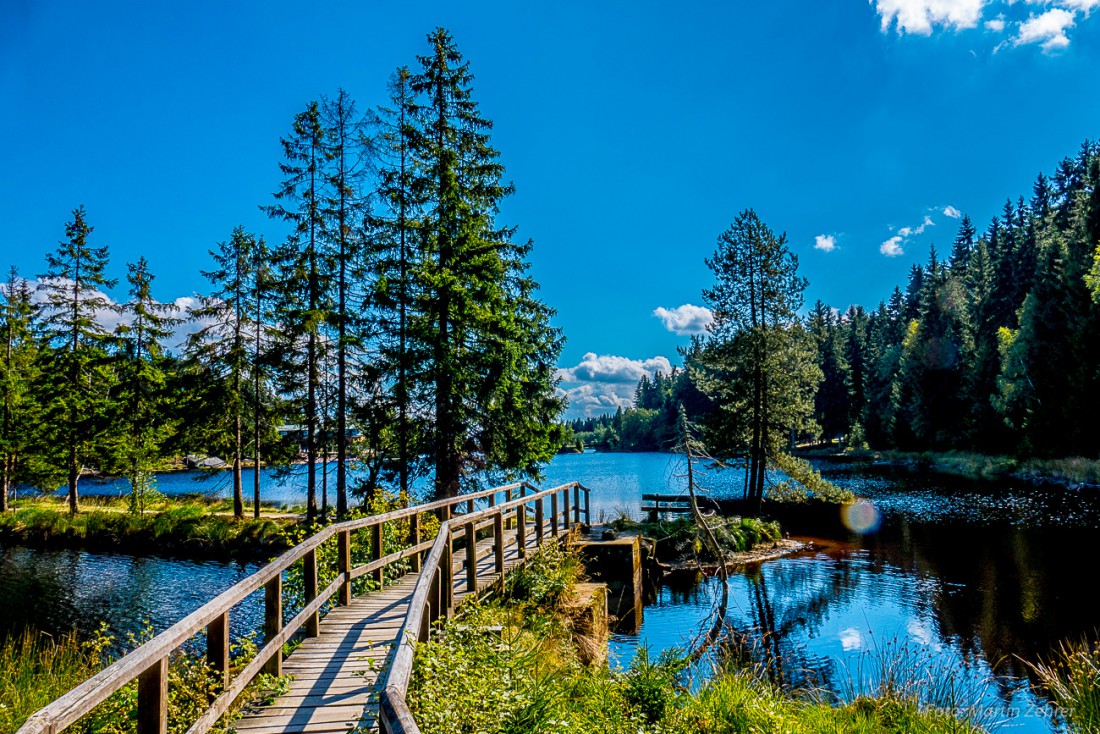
left=505, top=487, right=514, bottom=528
left=465, top=521, right=478, bottom=593
left=574, top=484, right=582, bottom=524
left=535, top=498, right=544, bottom=545
left=207, top=611, right=229, bottom=691
left=137, top=657, right=168, bottom=734
left=563, top=487, right=571, bottom=531
left=494, top=510, right=505, bottom=575
left=338, top=529, right=352, bottom=605
left=516, top=502, right=527, bottom=558
left=304, top=548, right=319, bottom=637
left=442, top=531, right=454, bottom=616
left=550, top=493, right=559, bottom=537
left=373, top=522, right=385, bottom=590
left=264, top=575, right=282, bottom=676
left=585, top=487, right=591, bottom=524
left=409, top=513, right=421, bottom=572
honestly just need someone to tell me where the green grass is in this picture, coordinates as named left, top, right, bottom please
left=610, top=515, right=782, bottom=561
left=0, top=499, right=291, bottom=559
left=1029, top=638, right=1100, bottom=733
left=861, top=449, right=1100, bottom=485
left=0, top=628, right=109, bottom=734
left=408, top=542, right=987, bottom=733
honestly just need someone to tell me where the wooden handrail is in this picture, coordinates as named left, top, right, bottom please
left=378, top=482, right=592, bottom=734
left=15, top=480, right=565, bottom=734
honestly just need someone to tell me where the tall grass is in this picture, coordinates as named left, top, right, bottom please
left=1029, top=638, right=1100, bottom=733
left=0, top=628, right=107, bottom=734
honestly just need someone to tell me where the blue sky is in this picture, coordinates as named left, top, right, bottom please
left=2, top=0, right=1099, bottom=418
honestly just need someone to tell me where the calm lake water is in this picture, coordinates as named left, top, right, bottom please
left=2, top=453, right=1097, bottom=733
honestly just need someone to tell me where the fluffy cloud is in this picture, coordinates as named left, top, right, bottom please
left=558, top=353, right=674, bottom=419
left=814, top=234, right=838, bottom=253
left=1014, top=8, right=1075, bottom=51
left=897, top=215, right=934, bottom=238
left=943, top=205, right=963, bottom=218
left=653, top=304, right=713, bottom=335
left=871, top=0, right=986, bottom=35
left=985, top=14, right=1007, bottom=31
left=880, top=236, right=906, bottom=257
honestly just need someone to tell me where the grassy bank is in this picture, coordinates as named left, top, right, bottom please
left=610, top=515, right=782, bottom=563
left=0, top=498, right=291, bottom=560
left=408, top=542, right=989, bottom=733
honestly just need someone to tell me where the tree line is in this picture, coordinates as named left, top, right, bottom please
left=576, top=141, right=1100, bottom=502
left=0, top=28, right=565, bottom=520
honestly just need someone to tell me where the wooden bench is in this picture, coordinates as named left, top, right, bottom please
left=640, top=493, right=720, bottom=522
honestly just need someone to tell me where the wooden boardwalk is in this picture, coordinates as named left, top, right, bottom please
left=16, top=482, right=590, bottom=734
left=235, top=523, right=546, bottom=734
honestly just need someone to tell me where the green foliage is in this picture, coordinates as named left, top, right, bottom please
left=614, top=515, right=781, bottom=560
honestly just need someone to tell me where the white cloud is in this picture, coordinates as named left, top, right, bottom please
left=653, top=304, right=713, bottom=335
left=985, top=14, right=1007, bottom=30
left=943, top=205, right=963, bottom=218
left=814, top=234, right=838, bottom=253
left=840, top=627, right=864, bottom=651
left=558, top=352, right=675, bottom=419
left=871, top=0, right=986, bottom=35
left=880, top=236, right=906, bottom=257
left=1014, top=8, right=1075, bottom=51
left=1049, top=0, right=1099, bottom=15
left=897, top=215, right=935, bottom=238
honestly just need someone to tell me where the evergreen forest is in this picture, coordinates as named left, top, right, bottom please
left=571, top=141, right=1100, bottom=465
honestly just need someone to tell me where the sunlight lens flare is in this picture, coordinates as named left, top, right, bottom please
left=842, top=500, right=881, bottom=535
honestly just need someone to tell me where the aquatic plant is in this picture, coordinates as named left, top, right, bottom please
left=1030, top=638, right=1100, bottom=733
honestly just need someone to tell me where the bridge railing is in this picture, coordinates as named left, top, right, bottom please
left=15, top=480, right=588, bottom=734
left=377, top=481, right=592, bottom=734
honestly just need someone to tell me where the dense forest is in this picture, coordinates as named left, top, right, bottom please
left=574, top=142, right=1100, bottom=464
left=0, top=29, right=565, bottom=520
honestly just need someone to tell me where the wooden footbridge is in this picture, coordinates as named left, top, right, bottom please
left=17, top=482, right=591, bottom=734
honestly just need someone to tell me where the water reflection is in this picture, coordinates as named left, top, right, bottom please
left=0, top=547, right=262, bottom=653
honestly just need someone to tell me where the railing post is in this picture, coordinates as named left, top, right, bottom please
left=264, top=574, right=282, bottom=676
left=516, top=501, right=527, bottom=558
left=465, top=521, right=478, bottom=593
left=373, top=521, right=385, bottom=589
left=505, top=487, right=514, bottom=528
left=304, top=548, right=319, bottom=637
left=466, top=498, right=475, bottom=515
left=550, top=492, right=559, bottom=537
left=563, top=487, right=571, bottom=531
left=584, top=485, right=591, bottom=525
left=494, top=509, right=505, bottom=575
left=338, top=529, right=352, bottom=605
left=207, top=611, right=229, bottom=692
left=534, top=496, right=545, bottom=545
left=409, top=512, right=422, bottom=572
left=137, top=657, right=168, bottom=734
left=574, top=484, right=582, bottom=524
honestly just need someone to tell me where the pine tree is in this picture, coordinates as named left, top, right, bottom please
left=320, top=88, right=373, bottom=518
left=699, top=209, right=817, bottom=509
left=187, top=227, right=263, bottom=518
left=1, top=268, right=38, bottom=511
left=36, top=206, right=119, bottom=514
left=375, top=66, right=427, bottom=496
left=409, top=28, right=564, bottom=497
left=265, top=102, right=330, bottom=521
left=111, top=258, right=183, bottom=512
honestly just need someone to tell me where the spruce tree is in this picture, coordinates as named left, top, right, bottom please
left=36, top=206, right=119, bottom=514
left=1, top=268, right=38, bottom=511
left=112, top=258, right=183, bottom=512
left=187, top=227, right=263, bottom=518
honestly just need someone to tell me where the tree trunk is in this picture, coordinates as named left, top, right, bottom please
left=233, top=410, right=243, bottom=518
left=68, top=442, right=79, bottom=515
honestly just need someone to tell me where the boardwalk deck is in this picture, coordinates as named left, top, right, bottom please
left=234, top=522, right=547, bottom=734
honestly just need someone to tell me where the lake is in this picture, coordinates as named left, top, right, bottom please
left=3, top=453, right=1096, bottom=732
